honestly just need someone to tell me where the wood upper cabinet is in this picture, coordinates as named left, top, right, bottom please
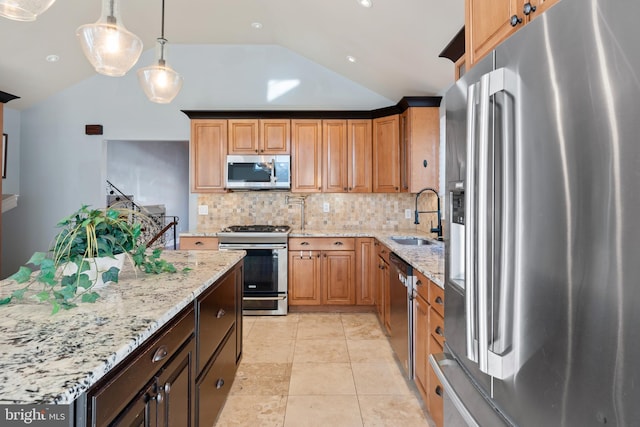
left=400, top=107, right=440, bottom=193
left=291, top=119, right=322, bottom=193
left=373, top=115, right=400, bottom=193
left=322, top=120, right=349, bottom=192
left=466, top=0, right=560, bottom=68
left=228, top=119, right=290, bottom=154
left=190, top=119, right=228, bottom=193
left=347, top=119, right=373, bottom=193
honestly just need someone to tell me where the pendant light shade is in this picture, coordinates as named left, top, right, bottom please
left=76, top=0, right=143, bottom=77
left=137, top=0, right=182, bottom=103
left=0, top=0, right=56, bottom=21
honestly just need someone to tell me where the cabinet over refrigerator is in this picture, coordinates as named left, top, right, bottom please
left=431, top=0, right=640, bottom=425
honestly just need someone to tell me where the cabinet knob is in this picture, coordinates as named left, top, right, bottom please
left=216, top=308, right=226, bottom=318
left=435, top=296, right=443, bottom=305
left=435, top=326, right=444, bottom=337
left=510, top=15, right=523, bottom=26
left=156, top=392, right=163, bottom=403
left=423, top=159, right=428, bottom=168
left=164, top=383, right=171, bottom=393
left=215, top=378, right=225, bottom=389
left=523, top=2, right=536, bottom=15
left=435, top=385, right=443, bottom=397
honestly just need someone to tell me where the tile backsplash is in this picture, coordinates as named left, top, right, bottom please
left=196, top=192, right=440, bottom=234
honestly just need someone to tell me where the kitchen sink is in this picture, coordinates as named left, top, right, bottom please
left=390, top=236, right=433, bottom=246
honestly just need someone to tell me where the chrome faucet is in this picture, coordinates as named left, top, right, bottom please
left=285, top=195, right=307, bottom=231
left=414, top=187, right=443, bottom=241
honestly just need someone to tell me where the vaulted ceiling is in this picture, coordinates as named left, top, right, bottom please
left=0, top=0, right=464, bottom=110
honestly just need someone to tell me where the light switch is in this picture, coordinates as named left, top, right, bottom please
left=198, top=205, right=209, bottom=215
left=405, top=209, right=412, bottom=219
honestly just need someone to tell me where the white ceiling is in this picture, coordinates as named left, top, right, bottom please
left=0, top=0, right=464, bottom=110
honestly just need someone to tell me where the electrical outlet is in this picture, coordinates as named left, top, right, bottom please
left=323, top=202, right=330, bottom=213
left=198, top=205, right=209, bottom=215
left=405, top=209, right=412, bottom=219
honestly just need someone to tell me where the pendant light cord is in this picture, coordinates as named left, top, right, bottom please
left=158, top=0, right=166, bottom=65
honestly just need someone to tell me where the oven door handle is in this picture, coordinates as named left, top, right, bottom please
left=243, top=296, right=288, bottom=301
left=219, top=244, right=287, bottom=250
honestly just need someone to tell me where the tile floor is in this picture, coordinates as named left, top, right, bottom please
left=214, top=312, right=434, bottom=427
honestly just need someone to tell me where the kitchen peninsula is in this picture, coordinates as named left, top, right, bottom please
left=0, top=250, right=244, bottom=426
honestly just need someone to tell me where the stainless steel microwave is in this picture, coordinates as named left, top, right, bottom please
left=225, top=155, right=291, bottom=190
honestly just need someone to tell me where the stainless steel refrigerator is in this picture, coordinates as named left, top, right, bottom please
left=430, top=0, right=640, bottom=425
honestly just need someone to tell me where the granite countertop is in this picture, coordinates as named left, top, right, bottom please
left=182, top=228, right=444, bottom=287
left=0, top=250, right=244, bottom=405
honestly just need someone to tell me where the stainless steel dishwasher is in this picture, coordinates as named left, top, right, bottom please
left=389, top=252, right=416, bottom=380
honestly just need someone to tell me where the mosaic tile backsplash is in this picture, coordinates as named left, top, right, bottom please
left=196, top=192, right=440, bottom=234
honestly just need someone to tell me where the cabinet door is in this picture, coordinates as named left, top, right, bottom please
left=375, top=254, right=385, bottom=322
left=260, top=119, right=291, bottom=154
left=291, top=120, right=322, bottom=193
left=402, top=107, right=440, bottom=193
left=157, top=338, right=195, bottom=427
left=355, top=238, right=375, bottom=305
left=414, top=294, right=429, bottom=404
left=372, top=115, right=400, bottom=193
left=466, top=0, right=522, bottom=67
left=347, top=119, right=372, bottom=193
left=228, top=119, right=259, bottom=154
left=110, top=381, right=157, bottom=427
left=322, top=120, right=348, bottom=193
left=322, top=250, right=355, bottom=305
left=288, top=250, right=322, bottom=305
left=190, top=120, right=228, bottom=192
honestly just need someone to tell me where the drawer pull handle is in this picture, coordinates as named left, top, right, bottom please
left=334, top=241, right=343, bottom=246
left=435, top=296, right=443, bottom=305
left=195, top=241, right=203, bottom=246
left=152, top=345, right=169, bottom=363
left=435, top=385, right=443, bottom=397
left=156, top=392, right=163, bottom=403
left=301, top=241, right=310, bottom=246
left=435, top=326, right=444, bottom=337
left=215, top=379, right=225, bottom=389
left=416, top=280, right=423, bottom=287
left=216, top=308, right=226, bottom=318
left=164, top=382, right=171, bottom=393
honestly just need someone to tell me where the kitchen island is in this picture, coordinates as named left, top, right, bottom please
left=0, top=249, right=244, bottom=426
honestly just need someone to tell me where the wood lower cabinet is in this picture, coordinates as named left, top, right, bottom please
left=288, top=238, right=356, bottom=306
left=86, top=261, right=243, bottom=427
left=355, top=238, right=375, bottom=305
left=190, top=120, right=228, bottom=192
left=372, top=115, right=400, bottom=193
left=179, top=236, right=219, bottom=250
left=374, top=240, right=391, bottom=333
left=414, top=269, right=445, bottom=427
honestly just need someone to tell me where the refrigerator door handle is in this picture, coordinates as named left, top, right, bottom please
left=478, top=68, right=518, bottom=380
left=465, top=81, right=479, bottom=363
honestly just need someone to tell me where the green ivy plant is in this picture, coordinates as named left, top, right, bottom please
left=1, top=205, right=182, bottom=314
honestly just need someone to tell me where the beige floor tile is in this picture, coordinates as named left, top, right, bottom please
left=243, top=339, right=296, bottom=363
left=289, top=362, right=356, bottom=395
left=293, top=339, right=350, bottom=363
left=346, top=339, right=396, bottom=363
left=284, top=395, right=363, bottom=427
left=351, top=362, right=413, bottom=395
left=358, top=395, right=430, bottom=427
left=243, top=316, right=256, bottom=339
left=252, top=313, right=301, bottom=324
left=296, top=314, right=345, bottom=340
left=248, top=322, right=299, bottom=342
left=341, top=313, right=387, bottom=340
left=214, top=394, right=287, bottom=427
left=230, top=362, right=292, bottom=396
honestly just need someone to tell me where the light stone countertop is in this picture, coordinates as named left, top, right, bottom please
left=182, top=228, right=444, bottom=287
left=0, top=250, right=245, bottom=405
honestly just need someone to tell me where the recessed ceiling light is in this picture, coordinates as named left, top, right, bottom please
left=346, top=55, right=357, bottom=63
left=46, top=54, right=59, bottom=63
left=251, top=22, right=263, bottom=29
left=357, top=0, right=372, bottom=8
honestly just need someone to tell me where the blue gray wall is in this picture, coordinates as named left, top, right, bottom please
left=1, top=44, right=392, bottom=277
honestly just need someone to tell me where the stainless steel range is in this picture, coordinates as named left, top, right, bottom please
left=217, top=225, right=290, bottom=315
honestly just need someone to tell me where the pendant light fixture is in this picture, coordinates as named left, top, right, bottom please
left=137, top=0, right=183, bottom=104
left=76, top=0, right=143, bottom=77
left=0, top=0, right=56, bottom=21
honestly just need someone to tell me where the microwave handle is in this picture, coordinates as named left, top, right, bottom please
left=271, top=158, right=277, bottom=183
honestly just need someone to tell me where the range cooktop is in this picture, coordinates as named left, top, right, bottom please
left=220, top=225, right=291, bottom=233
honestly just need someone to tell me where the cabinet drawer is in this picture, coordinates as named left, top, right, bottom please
left=429, top=281, right=445, bottom=317
left=196, top=331, right=237, bottom=427
left=415, top=270, right=429, bottom=302
left=89, top=306, right=195, bottom=427
left=289, top=237, right=355, bottom=251
left=196, top=271, right=236, bottom=374
left=180, top=236, right=219, bottom=250
left=375, top=240, right=391, bottom=264
left=429, top=307, right=445, bottom=348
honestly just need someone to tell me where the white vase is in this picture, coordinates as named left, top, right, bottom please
left=62, top=253, right=126, bottom=289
